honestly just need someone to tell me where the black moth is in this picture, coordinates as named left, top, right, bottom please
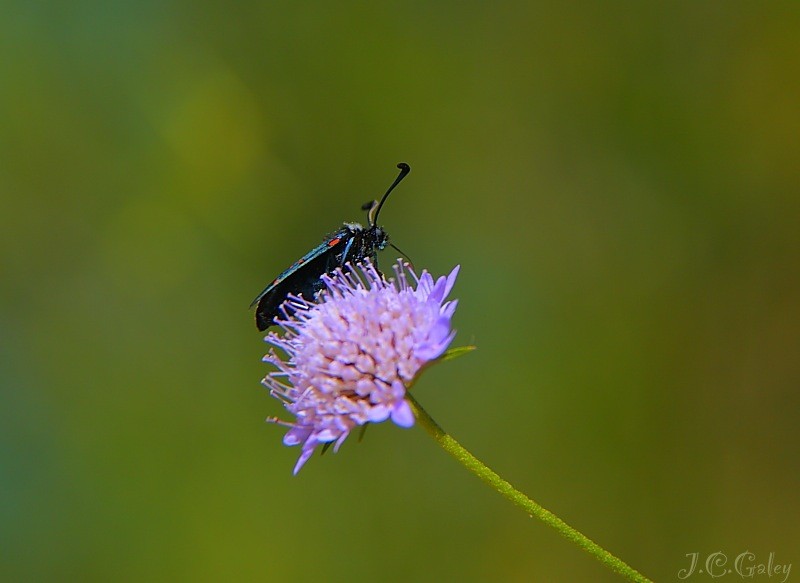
left=251, top=163, right=411, bottom=331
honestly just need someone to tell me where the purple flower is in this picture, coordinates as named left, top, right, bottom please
left=262, top=259, right=460, bottom=474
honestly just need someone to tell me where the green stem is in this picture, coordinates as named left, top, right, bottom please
left=406, top=392, right=652, bottom=583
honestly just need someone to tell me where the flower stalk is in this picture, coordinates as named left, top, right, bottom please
left=405, top=391, right=652, bottom=583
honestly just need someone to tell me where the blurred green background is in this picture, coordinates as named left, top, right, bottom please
left=2, top=2, right=798, bottom=581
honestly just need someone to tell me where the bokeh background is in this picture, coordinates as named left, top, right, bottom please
left=2, top=2, right=798, bottom=581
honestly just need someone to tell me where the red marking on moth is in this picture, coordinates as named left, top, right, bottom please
left=328, top=238, right=341, bottom=246
left=297, top=258, right=305, bottom=264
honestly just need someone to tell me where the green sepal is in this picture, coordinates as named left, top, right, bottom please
left=436, top=345, right=477, bottom=363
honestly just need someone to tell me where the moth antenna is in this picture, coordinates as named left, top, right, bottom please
left=362, top=200, right=377, bottom=222
left=369, top=162, right=410, bottom=226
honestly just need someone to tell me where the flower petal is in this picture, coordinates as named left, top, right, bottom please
left=391, top=400, right=415, bottom=428
left=292, top=445, right=317, bottom=475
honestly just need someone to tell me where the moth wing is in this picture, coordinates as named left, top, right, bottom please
left=252, top=229, right=352, bottom=330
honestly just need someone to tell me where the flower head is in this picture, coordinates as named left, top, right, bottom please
left=262, top=258, right=460, bottom=474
